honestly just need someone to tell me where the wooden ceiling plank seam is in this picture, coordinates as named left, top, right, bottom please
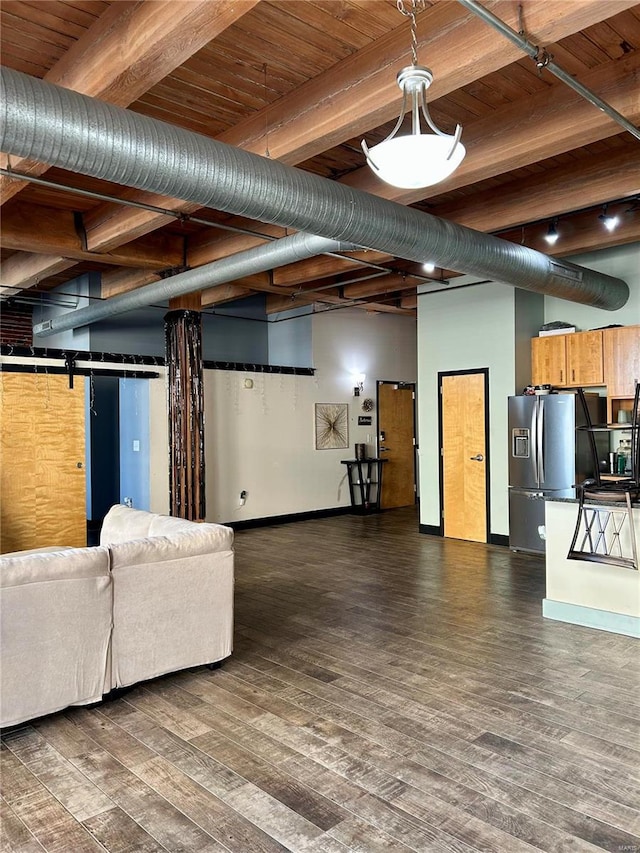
left=0, top=4, right=88, bottom=40
left=268, top=0, right=375, bottom=51
left=256, top=1, right=369, bottom=59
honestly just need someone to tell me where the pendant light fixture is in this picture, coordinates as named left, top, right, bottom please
left=361, top=0, right=465, bottom=189
left=544, top=218, right=559, bottom=246
left=599, top=204, right=620, bottom=233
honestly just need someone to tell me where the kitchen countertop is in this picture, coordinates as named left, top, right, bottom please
left=546, top=493, right=639, bottom=508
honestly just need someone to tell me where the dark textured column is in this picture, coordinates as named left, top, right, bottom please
left=164, top=309, right=205, bottom=520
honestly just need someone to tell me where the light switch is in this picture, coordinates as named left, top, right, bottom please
left=132, top=440, right=140, bottom=452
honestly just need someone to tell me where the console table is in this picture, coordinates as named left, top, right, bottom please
left=340, top=458, right=387, bottom=513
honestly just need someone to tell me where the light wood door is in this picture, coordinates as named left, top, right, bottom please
left=566, top=330, right=603, bottom=386
left=1, top=373, right=86, bottom=553
left=531, top=335, right=567, bottom=387
left=441, top=372, right=487, bottom=543
left=378, top=382, right=416, bottom=509
left=604, top=325, right=640, bottom=396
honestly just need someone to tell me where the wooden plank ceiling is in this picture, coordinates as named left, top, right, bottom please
left=1, top=0, right=639, bottom=320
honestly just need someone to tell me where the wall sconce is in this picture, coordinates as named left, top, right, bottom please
left=353, top=373, right=365, bottom=396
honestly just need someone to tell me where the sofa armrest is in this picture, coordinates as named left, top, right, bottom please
left=0, top=546, right=112, bottom=728
left=108, top=534, right=233, bottom=689
left=100, top=504, right=158, bottom=545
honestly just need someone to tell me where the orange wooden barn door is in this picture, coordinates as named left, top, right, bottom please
left=1, top=373, right=86, bottom=553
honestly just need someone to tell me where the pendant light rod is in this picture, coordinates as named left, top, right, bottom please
left=457, top=0, right=640, bottom=143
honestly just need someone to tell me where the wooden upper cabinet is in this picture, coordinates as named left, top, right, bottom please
left=531, top=330, right=603, bottom=388
left=566, top=330, right=603, bottom=386
left=604, top=325, right=640, bottom=396
left=531, top=335, right=567, bottom=387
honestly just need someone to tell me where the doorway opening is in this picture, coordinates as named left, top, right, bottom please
left=438, top=369, right=490, bottom=542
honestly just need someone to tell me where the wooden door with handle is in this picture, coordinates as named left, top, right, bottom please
left=378, top=381, right=416, bottom=509
left=440, top=370, right=489, bottom=542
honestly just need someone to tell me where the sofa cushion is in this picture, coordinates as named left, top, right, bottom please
left=0, top=545, right=109, bottom=588
left=148, top=515, right=233, bottom=550
left=100, top=504, right=158, bottom=545
left=1, top=545, right=74, bottom=558
left=108, top=527, right=233, bottom=570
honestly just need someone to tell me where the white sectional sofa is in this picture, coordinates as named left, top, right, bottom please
left=0, top=505, right=234, bottom=728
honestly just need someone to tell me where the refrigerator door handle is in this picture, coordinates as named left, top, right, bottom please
left=538, top=398, right=545, bottom=485
left=531, top=399, right=539, bottom=487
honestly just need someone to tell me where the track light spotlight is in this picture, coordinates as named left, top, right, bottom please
left=544, top=219, right=559, bottom=246
left=599, top=204, right=619, bottom=233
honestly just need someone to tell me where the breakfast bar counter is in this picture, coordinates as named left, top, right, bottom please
left=543, top=497, right=640, bottom=637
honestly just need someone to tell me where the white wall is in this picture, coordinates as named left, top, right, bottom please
left=417, top=282, right=520, bottom=536
left=544, top=243, right=640, bottom=328
left=150, top=308, right=417, bottom=522
left=417, top=242, right=640, bottom=538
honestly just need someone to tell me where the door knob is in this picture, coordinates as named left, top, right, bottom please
left=469, top=454, right=484, bottom=462
left=380, top=446, right=390, bottom=452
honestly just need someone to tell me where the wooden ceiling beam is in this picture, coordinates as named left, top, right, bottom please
left=199, top=283, right=256, bottom=306
left=343, top=273, right=412, bottom=300
left=0, top=253, right=76, bottom=291
left=101, top=268, right=163, bottom=299
left=0, top=0, right=262, bottom=205
left=272, top=250, right=393, bottom=287
left=400, top=294, right=418, bottom=310
left=363, top=303, right=417, bottom=317
left=439, top=144, right=640, bottom=233
left=501, top=204, right=640, bottom=259
left=265, top=288, right=344, bottom=314
left=21, top=0, right=619, bottom=293
left=0, top=204, right=184, bottom=268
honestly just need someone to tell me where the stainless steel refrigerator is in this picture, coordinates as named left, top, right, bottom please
left=508, top=392, right=607, bottom=554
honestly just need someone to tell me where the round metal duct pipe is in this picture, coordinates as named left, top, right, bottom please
left=0, top=67, right=629, bottom=313
left=31, top=232, right=356, bottom=337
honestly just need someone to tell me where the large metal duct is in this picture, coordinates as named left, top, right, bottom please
left=32, top=232, right=357, bottom=337
left=0, top=67, right=629, bottom=323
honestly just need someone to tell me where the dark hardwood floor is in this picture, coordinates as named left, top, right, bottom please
left=2, top=507, right=639, bottom=853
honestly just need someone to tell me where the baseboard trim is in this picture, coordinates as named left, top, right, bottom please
left=542, top=599, right=640, bottom=638
left=227, top=506, right=351, bottom=530
left=419, top=525, right=509, bottom=547
left=419, top=524, right=442, bottom=536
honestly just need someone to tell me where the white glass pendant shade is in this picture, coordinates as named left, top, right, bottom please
left=364, top=133, right=466, bottom=189
left=362, top=65, right=465, bottom=190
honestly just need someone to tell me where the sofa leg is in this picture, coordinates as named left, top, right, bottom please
left=207, top=661, right=223, bottom=671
